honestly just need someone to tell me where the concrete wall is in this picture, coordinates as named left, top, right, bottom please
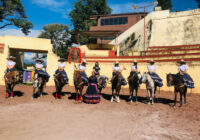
left=109, top=9, right=200, bottom=55
left=150, top=9, right=200, bottom=46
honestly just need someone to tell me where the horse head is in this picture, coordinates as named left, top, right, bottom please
left=98, top=76, right=108, bottom=88
left=137, top=72, right=143, bottom=84
left=73, top=70, right=83, bottom=88
left=166, top=73, right=175, bottom=87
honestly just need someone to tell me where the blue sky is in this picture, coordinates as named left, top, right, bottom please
left=0, top=0, right=198, bottom=37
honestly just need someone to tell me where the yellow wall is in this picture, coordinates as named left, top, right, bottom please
left=0, top=35, right=60, bottom=86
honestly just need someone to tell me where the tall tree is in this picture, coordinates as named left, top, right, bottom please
left=196, top=0, right=200, bottom=8
left=38, top=24, right=71, bottom=59
left=69, top=0, right=112, bottom=44
left=157, top=0, right=172, bottom=10
left=0, top=0, right=33, bottom=35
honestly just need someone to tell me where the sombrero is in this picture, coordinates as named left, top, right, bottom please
left=7, top=56, right=16, bottom=61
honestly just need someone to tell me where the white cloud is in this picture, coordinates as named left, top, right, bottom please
left=31, top=0, right=67, bottom=8
left=110, top=1, right=156, bottom=14
left=0, top=29, right=41, bottom=38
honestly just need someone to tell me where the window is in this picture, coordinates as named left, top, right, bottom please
left=100, top=17, right=128, bottom=26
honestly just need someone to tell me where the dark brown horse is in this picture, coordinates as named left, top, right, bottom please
left=111, top=72, right=122, bottom=103
left=54, top=73, right=65, bottom=99
left=73, top=70, right=85, bottom=103
left=128, top=72, right=142, bottom=102
left=167, top=73, right=187, bottom=107
left=4, top=71, right=22, bottom=98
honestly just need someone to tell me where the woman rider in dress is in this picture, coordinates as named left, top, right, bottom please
left=176, top=59, right=194, bottom=88
left=147, top=60, right=163, bottom=87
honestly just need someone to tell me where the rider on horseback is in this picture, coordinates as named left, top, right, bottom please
left=34, top=58, right=50, bottom=82
left=78, top=60, right=88, bottom=86
left=129, top=60, right=138, bottom=78
left=147, top=60, right=163, bottom=87
left=112, top=61, right=127, bottom=85
left=176, top=59, right=194, bottom=88
left=93, top=62, right=100, bottom=77
left=6, top=56, right=16, bottom=73
left=55, top=58, right=69, bottom=84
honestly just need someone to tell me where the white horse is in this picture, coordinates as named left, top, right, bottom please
left=142, top=72, right=155, bottom=105
left=32, top=73, right=46, bottom=99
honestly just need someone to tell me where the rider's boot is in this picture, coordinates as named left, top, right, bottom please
left=11, top=92, right=13, bottom=98
left=76, top=95, right=79, bottom=102
left=5, top=92, right=8, bottom=98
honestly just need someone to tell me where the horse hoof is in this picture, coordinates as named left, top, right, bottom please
left=130, top=100, right=133, bottom=103
left=148, top=102, right=151, bottom=105
left=117, top=97, right=120, bottom=103
left=152, top=102, right=154, bottom=105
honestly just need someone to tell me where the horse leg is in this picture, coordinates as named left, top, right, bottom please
left=75, top=89, right=79, bottom=102
left=173, top=91, right=177, bottom=107
left=116, top=90, right=120, bottom=103
left=152, top=88, right=155, bottom=105
left=79, top=88, right=83, bottom=102
left=129, top=87, right=133, bottom=102
left=179, top=92, right=183, bottom=107
left=184, top=88, right=187, bottom=104
left=111, top=89, right=114, bottom=102
left=10, top=84, right=14, bottom=98
left=147, top=89, right=151, bottom=105
left=135, top=88, right=138, bottom=102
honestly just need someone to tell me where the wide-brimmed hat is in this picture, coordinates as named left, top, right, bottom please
left=133, top=60, right=138, bottom=63
left=58, top=58, right=67, bottom=62
left=148, top=59, right=155, bottom=63
left=114, top=61, right=119, bottom=65
left=177, top=59, right=186, bottom=64
left=35, top=58, right=44, bottom=63
left=7, top=56, right=16, bottom=61
left=82, top=60, right=87, bottom=64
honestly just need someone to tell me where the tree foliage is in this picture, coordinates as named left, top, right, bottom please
left=38, top=24, right=71, bottom=59
left=196, top=0, right=200, bottom=8
left=69, top=0, right=112, bottom=44
left=0, top=0, right=33, bottom=35
left=157, top=0, right=172, bottom=10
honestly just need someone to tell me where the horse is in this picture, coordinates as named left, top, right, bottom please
left=32, top=72, right=46, bottom=99
left=97, top=75, right=108, bottom=94
left=167, top=73, right=187, bottom=107
left=73, top=70, right=85, bottom=103
left=54, top=73, right=65, bottom=99
left=128, top=72, right=142, bottom=102
left=142, top=72, right=156, bottom=105
left=111, top=71, right=122, bottom=103
left=4, top=70, right=22, bottom=98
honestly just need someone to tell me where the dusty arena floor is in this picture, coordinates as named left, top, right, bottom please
left=0, top=85, right=199, bottom=140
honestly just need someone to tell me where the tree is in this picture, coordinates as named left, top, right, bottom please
left=196, top=0, right=200, bottom=8
left=157, top=0, right=172, bottom=10
left=38, top=24, right=71, bottom=59
left=69, top=0, right=112, bottom=44
left=0, top=0, right=33, bottom=35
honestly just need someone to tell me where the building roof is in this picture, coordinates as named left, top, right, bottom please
left=90, top=12, right=146, bottom=20
left=80, top=31, right=121, bottom=38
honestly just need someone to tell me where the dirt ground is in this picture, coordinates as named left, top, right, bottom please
left=0, top=85, right=199, bottom=140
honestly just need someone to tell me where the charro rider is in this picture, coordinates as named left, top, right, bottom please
left=6, top=56, right=17, bottom=73
left=129, top=60, right=138, bottom=78
left=176, top=59, right=194, bottom=88
left=93, top=62, right=100, bottom=77
left=55, top=58, right=69, bottom=84
left=78, top=60, right=88, bottom=85
left=147, top=59, right=163, bottom=87
left=35, top=58, right=50, bottom=82
left=112, top=61, right=127, bottom=85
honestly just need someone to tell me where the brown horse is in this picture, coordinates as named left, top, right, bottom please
left=73, top=70, right=85, bottom=103
left=111, top=72, right=122, bottom=103
left=167, top=73, right=187, bottom=107
left=54, top=73, right=65, bottom=99
left=4, top=71, right=21, bottom=98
